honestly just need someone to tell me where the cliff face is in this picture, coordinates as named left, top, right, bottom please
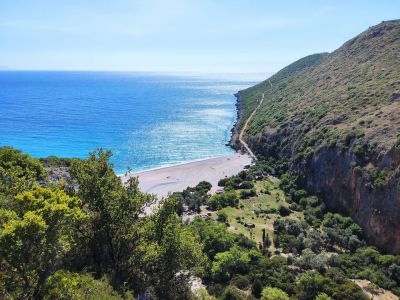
left=236, top=20, right=400, bottom=253
left=305, top=147, right=400, bottom=253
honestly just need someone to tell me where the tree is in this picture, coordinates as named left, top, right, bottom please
left=174, top=181, right=212, bottom=214
left=208, top=191, right=238, bottom=211
left=261, top=287, right=289, bottom=300
left=189, top=219, right=236, bottom=259
left=70, top=149, right=151, bottom=284
left=262, top=229, right=271, bottom=253
left=217, top=211, right=228, bottom=223
left=211, top=247, right=250, bottom=282
left=315, top=293, right=332, bottom=300
left=331, top=281, right=369, bottom=300
left=0, top=186, right=85, bottom=298
left=278, top=205, right=291, bottom=217
left=296, top=273, right=331, bottom=300
left=252, top=279, right=263, bottom=298
left=0, top=147, right=46, bottom=196
left=130, top=197, right=207, bottom=299
left=222, top=286, right=243, bottom=300
left=42, top=270, right=125, bottom=300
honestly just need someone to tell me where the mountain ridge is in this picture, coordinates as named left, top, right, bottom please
left=233, top=20, right=400, bottom=253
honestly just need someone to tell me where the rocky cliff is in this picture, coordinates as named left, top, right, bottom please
left=234, top=20, right=400, bottom=253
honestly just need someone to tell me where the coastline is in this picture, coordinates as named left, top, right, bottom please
left=228, top=92, right=243, bottom=151
left=120, top=153, right=252, bottom=198
left=116, top=153, right=235, bottom=177
left=119, top=91, right=249, bottom=198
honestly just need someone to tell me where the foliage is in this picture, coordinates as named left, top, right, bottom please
left=218, top=171, right=254, bottom=190
left=130, top=197, right=207, bottom=298
left=230, top=275, right=250, bottom=290
left=211, top=247, right=251, bottom=282
left=1, top=147, right=400, bottom=299
left=173, top=181, right=212, bottom=214
left=221, top=286, right=244, bottom=300
left=208, top=191, right=238, bottom=211
left=315, top=293, right=332, bottom=300
left=239, top=188, right=257, bottom=199
left=0, top=186, right=85, bottom=298
left=260, top=287, right=289, bottom=300
left=42, top=271, right=125, bottom=300
left=0, top=146, right=46, bottom=195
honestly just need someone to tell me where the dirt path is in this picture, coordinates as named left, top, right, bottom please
left=238, top=92, right=265, bottom=160
left=353, top=279, right=398, bottom=300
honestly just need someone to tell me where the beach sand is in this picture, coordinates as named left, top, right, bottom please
left=120, top=153, right=253, bottom=198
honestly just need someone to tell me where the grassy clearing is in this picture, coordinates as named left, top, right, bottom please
left=209, top=177, right=303, bottom=248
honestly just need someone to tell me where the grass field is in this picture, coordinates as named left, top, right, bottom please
left=209, top=177, right=304, bottom=250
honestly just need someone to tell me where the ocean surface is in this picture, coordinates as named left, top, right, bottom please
left=0, top=72, right=260, bottom=173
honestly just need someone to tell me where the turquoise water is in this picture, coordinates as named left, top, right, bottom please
left=0, top=72, right=257, bottom=173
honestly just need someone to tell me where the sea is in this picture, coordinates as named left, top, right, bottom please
left=0, top=72, right=261, bottom=173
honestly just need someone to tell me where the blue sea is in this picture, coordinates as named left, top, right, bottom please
left=0, top=72, right=259, bottom=173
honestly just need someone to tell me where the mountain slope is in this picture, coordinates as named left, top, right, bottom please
left=234, top=20, right=400, bottom=253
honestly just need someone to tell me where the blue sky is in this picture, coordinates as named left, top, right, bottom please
left=0, top=0, right=399, bottom=73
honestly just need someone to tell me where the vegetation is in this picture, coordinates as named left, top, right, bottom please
left=236, top=20, right=400, bottom=190
left=1, top=147, right=400, bottom=299
left=2, top=19, right=400, bottom=300
left=0, top=147, right=205, bottom=299
left=172, top=181, right=212, bottom=214
left=234, top=20, right=400, bottom=254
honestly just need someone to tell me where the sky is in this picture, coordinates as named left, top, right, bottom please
left=0, top=0, right=399, bottom=73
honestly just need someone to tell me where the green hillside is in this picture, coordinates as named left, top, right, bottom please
left=235, top=20, right=400, bottom=253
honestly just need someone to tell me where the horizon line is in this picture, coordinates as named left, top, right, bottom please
left=0, top=69, right=274, bottom=74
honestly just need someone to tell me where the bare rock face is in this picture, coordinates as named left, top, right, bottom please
left=305, top=147, right=400, bottom=253
left=246, top=130, right=400, bottom=253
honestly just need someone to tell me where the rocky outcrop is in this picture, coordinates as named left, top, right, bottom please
left=305, top=146, right=400, bottom=253
left=228, top=93, right=244, bottom=151
left=245, top=130, right=400, bottom=253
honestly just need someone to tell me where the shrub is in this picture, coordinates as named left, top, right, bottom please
left=42, top=271, right=123, bottom=300
left=231, top=275, right=249, bottom=290
left=278, top=205, right=291, bottom=217
left=252, top=279, right=263, bottom=298
left=211, top=248, right=250, bottom=282
left=222, top=286, right=243, bottom=300
left=261, top=287, right=289, bottom=300
left=300, top=196, right=319, bottom=208
left=316, top=293, right=332, bottom=300
left=208, top=283, right=225, bottom=298
left=240, top=188, right=257, bottom=199
left=293, top=189, right=307, bottom=201
left=238, top=181, right=254, bottom=189
left=208, top=191, right=238, bottom=210
left=217, top=211, right=228, bottom=223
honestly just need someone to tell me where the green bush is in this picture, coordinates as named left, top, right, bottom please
left=42, top=271, right=124, bottom=300
left=261, top=287, right=289, bottom=300
left=208, top=191, right=239, bottom=210
left=222, top=286, right=243, bottom=300
left=278, top=205, right=291, bottom=217
left=239, top=188, right=257, bottom=199
left=231, top=275, right=250, bottom=289
left=217, top=211, right=228, bottom=223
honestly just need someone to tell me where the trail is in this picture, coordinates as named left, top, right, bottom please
left=238, top=92, right=265, bottom=160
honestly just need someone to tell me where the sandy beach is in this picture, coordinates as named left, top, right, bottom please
left=120, top=153, right=253, bottom=198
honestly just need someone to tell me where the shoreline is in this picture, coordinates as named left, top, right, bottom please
left=118, top=91, right=244, bottom=177
left=120, top=152, right=253, bottom=198
left=119, top=91, right=250, bottom=198
left=116, top=152, right=236, bottom=177
left=227, top=92, right=243, bottom=151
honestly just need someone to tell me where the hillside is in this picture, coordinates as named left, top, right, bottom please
left=233, top=20, right=400, bottom=253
